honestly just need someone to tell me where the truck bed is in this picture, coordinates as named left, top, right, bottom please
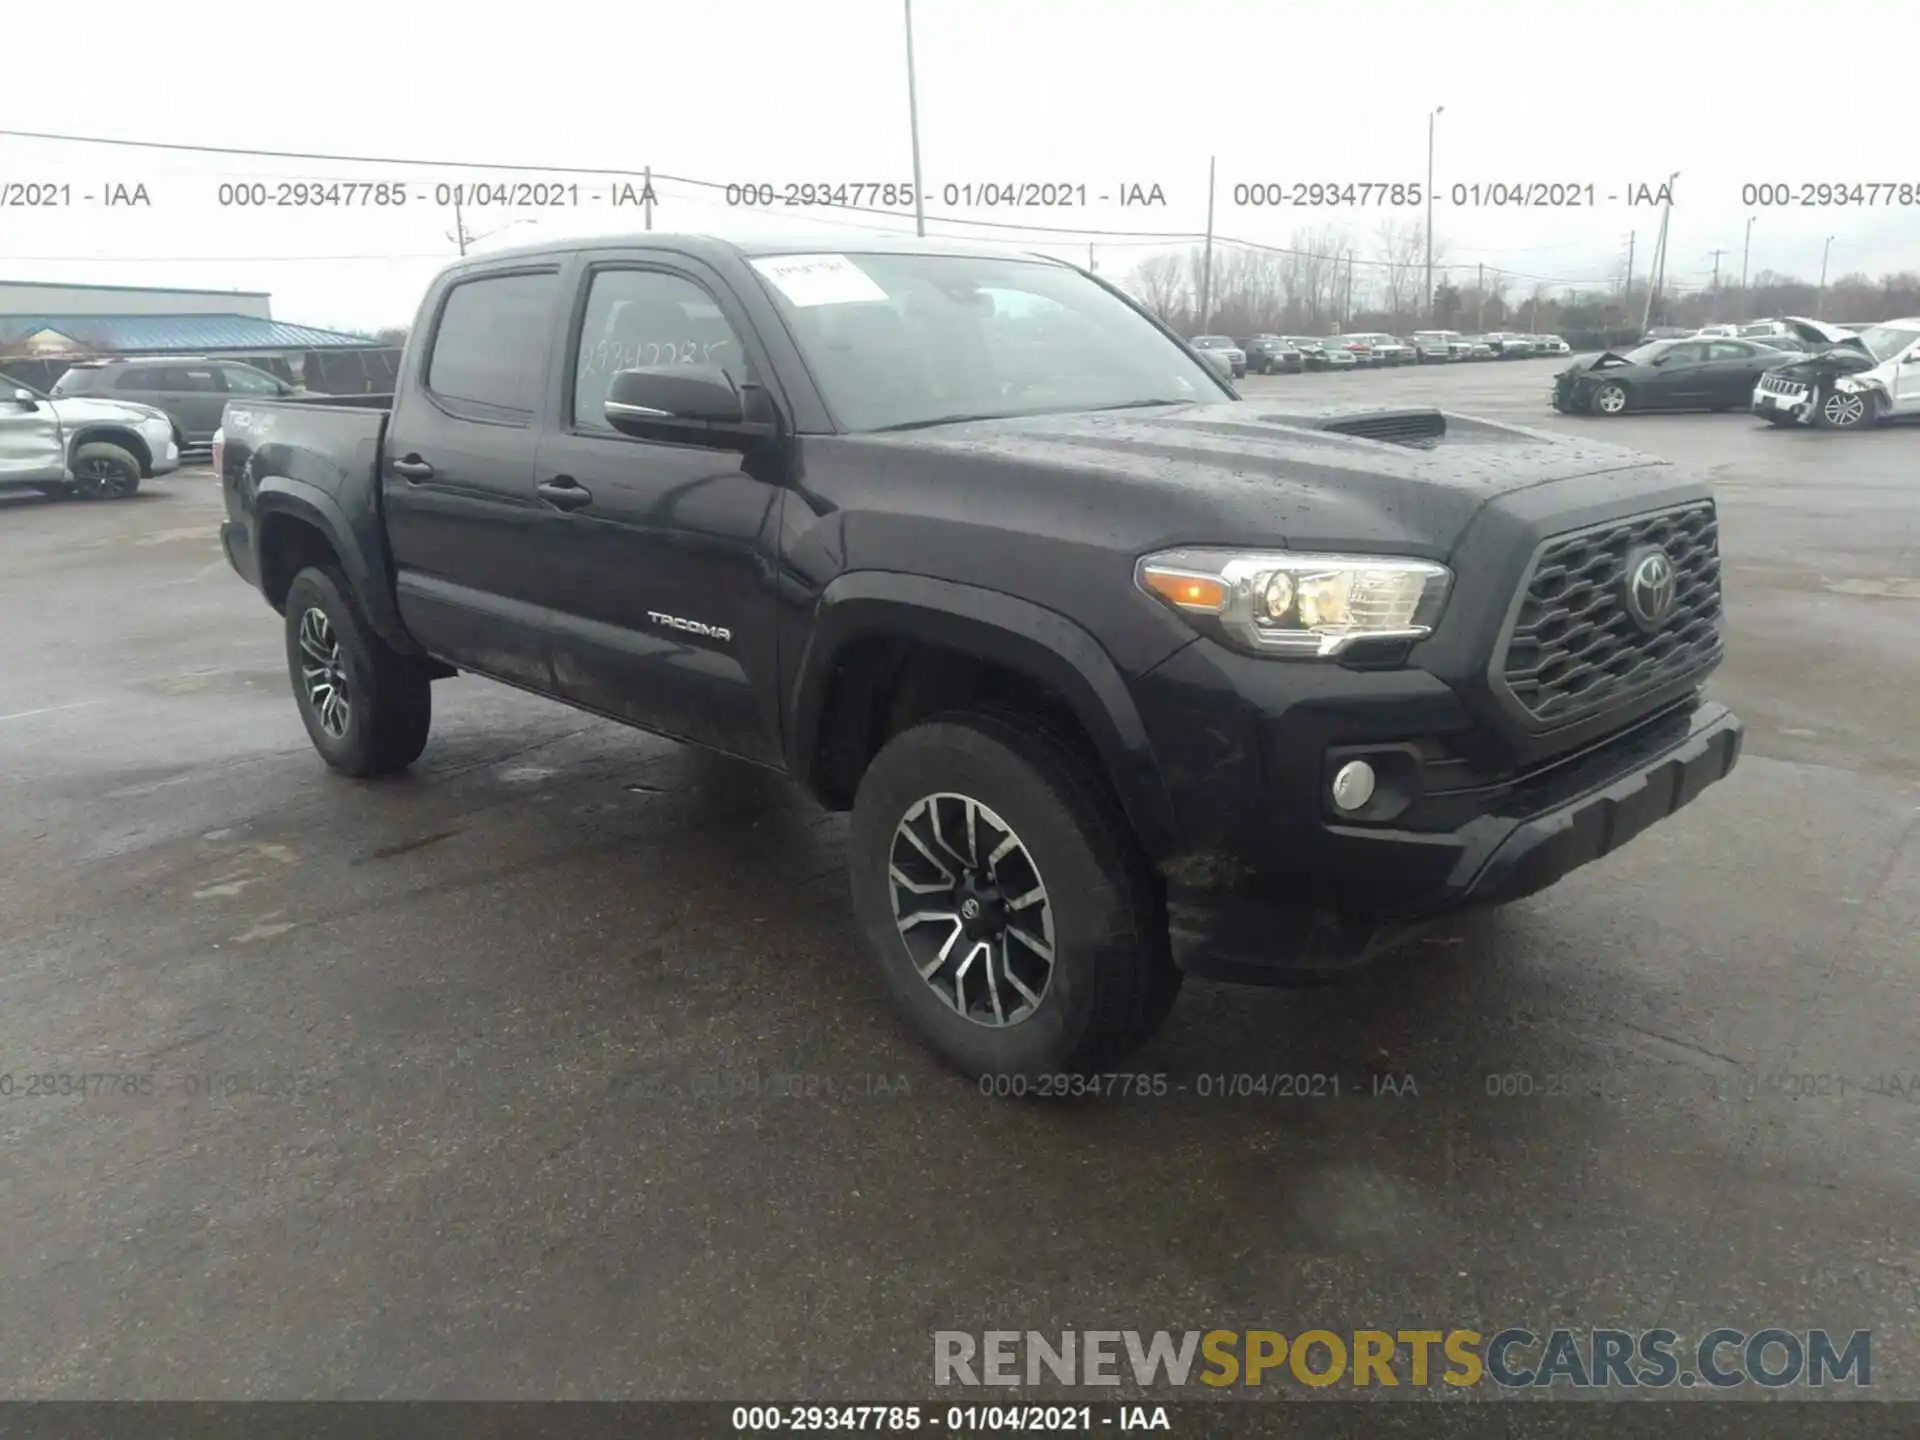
left=218, top=395, right=393, bottom=604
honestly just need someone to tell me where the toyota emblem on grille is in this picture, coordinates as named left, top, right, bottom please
left=1624, top=546, right=1677, bottom=630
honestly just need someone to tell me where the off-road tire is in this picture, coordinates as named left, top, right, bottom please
left=283, top=565, right=432, bottom=777
left=849, top=709, right=1179, bottom=1080
left=70, top=442, right=142, bottom=500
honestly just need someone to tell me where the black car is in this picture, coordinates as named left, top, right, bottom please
left=1552, top=337, right=1794, bottom=416
left=214, top=232, right=1741, bottom=1079
left=1240, top=335, right=1303, bottom=374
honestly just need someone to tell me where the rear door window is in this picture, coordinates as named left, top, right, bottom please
left=426, top=271, right=560, bottom=416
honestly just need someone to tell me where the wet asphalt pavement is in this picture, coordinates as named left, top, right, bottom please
left=0, top=362, right=1915, bottom=1402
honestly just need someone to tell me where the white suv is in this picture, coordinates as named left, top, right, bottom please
left=1751, top=316, right=1920, bottom=429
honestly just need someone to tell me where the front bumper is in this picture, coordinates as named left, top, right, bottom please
left=142, top=420, right=180, bottom=475
left=1158, top=694, right=1742, bottom=984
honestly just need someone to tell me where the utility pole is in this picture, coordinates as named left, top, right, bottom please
left=643, top=165, right=654, bottom=231
left=1198, top=156, right=1216, bottom=330
left=1817, top=235, right=1834, bottom=319
left=1425, top=105, right=1444, bottom=319
left=1625, top=230, right=1635, bottom=300
left=904, top=0, right=927, bottom=237
left=1475, top=262, right=1485, bottom=331
left=447, top=197, right=470, bottom=255
left=1641, top=171, right=1678, bottom=333
left=1087, top=242, right=1095, bottom=272
left=1708, top=248, right=1726, bottom=290
left=1740, top=215, right=1755, bottom=292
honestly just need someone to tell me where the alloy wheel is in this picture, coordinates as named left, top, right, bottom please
left=887, top=792, right=1055, bottom=1027
left=297, top=607, right=351, bottom=738
left=74, top=455, right=137, bottom=499
left=1595, top=384, right=1628, bottom=415
left=1822, top=391, right=1867, bottom=427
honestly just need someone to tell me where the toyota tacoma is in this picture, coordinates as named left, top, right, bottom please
left=216, top=234, right=1743, bottom=1079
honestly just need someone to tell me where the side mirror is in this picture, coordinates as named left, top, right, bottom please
left=11, top=387, right=39, bottom=409
left=604, top=365, right=775, bottom=447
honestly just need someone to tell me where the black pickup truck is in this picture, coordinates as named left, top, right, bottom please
left=218, top=234, right=1742, bottom=1079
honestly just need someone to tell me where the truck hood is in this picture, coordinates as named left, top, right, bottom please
left=851, top=402, right=1672, bottom=558
left=49, top=395, right=171, bottom=426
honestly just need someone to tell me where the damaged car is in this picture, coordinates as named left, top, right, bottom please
left=1750, top=316, right=1920, bottom=429
left=1551, top=335, right=1794, bottom=416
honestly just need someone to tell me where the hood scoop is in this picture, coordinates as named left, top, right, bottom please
left=1309, top=408, right=1448, bottom=449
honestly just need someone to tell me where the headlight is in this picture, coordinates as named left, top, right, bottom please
left=1136, top=548, right=1452, bottom=657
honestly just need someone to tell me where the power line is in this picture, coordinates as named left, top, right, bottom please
left=0, top=125, right=1628, bottom=281
left=0, top=126, right=1204, bottom=242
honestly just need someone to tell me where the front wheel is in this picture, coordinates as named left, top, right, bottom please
left=1589, top=381, right=1630, bottom=416
left=848, top=710, right=1179, bottom=1080
left=283, top=565, right=433, bottom=777
left=1814, top=386, right=1874, bottom=429
left=70, top=442, right=142, bottom=500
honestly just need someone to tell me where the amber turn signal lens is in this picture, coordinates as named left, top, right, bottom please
left=1140, top=567, right=1228, bottom=612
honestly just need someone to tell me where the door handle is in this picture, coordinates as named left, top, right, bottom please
left=537, top=476, right=593, bottom=511
left=391, top=457, right=434, bottom=481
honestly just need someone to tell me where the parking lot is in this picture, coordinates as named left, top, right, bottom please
left=1, top=359, right=1915, bottom=1401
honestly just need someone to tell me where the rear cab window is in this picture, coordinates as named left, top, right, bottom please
left=424, top=270, right=562, bottom=419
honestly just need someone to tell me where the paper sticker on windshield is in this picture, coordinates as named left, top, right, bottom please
left=750, top=254, right=887, bottom=308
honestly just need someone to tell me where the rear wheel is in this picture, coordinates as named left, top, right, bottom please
left=283, top=565, right=433, bottom=777
left=1589, top=381, right=1630, bottom=416
left=70, top=442, right=141, bottom=500
left=848, top=710, right=1179, bottom=1080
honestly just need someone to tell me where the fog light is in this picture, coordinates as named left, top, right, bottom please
left=1331, top=760, right=1377, bottom=812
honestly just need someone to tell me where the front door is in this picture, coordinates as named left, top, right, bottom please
left=1890, top=340, right=1920, bottom=415
left=530, top=257, right=787, bottom=765
left=0, top=390, right=65, bottom=481
left=382, top=265, right=563, bottom=690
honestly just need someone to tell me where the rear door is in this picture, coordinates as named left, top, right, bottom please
left=131, top=364, right=228, bottom=444
left=527, top=252, right=787, bottom=764
left=1704, top=340, right=1776, bottom=405
left=382, top=262, right=563, bottom=688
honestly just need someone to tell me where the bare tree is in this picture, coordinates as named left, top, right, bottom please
left=1374, top=218, right=1427, bottom=325
left=1127, top=253, right=1189, bottom=324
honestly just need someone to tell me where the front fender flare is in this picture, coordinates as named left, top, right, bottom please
left=789, top=572, right=1181, bottom=859
left=252, top=477, right=418, bottom=654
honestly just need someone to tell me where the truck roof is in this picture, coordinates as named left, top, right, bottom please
left=450, top=231, right=1070, bottom=273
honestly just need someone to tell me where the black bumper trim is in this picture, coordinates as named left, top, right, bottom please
left=1169, top=704, right=1743, bottom=985
left=1454, top=704, right=1741, bottom=909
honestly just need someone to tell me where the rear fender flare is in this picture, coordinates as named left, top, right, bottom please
left=252, top=477, right=418, bottom=654
left=790, top=572, right=1181, bottom=859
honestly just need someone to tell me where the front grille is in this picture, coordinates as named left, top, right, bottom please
left=1496, top=503, right=1723, bottom=727
left=1758, top=372, right=1807, bottom=396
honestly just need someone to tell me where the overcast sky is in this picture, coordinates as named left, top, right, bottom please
left=6, top=0, right=1913, bottom=331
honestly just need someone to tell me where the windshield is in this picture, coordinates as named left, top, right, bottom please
left=1854, top=325, right=1920, bottom=362
left=755, top=252, right=1226, bottom=432
left=1191, top=336, right=1233, bottom=348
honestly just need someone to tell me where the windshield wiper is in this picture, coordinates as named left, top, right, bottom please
left=869, top=412, right=1015, bottom=432
left=870, top=398, right=1195, bottom=433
